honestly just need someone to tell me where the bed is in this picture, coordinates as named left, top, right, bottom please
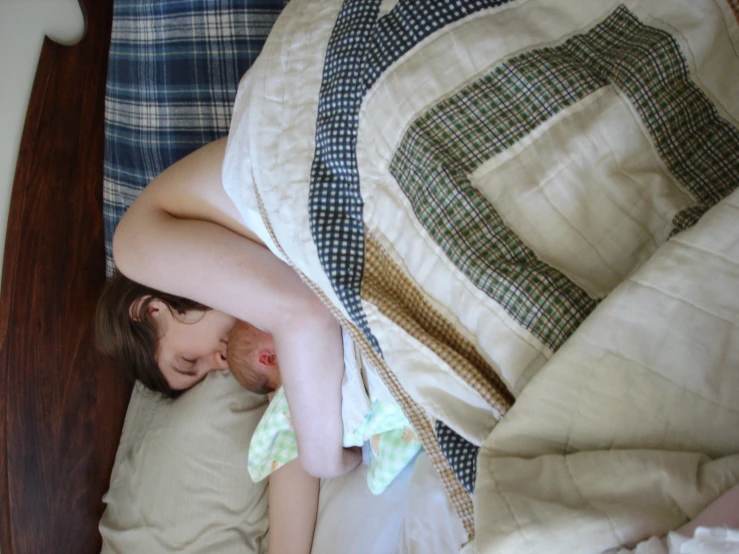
left=2, top=0, right=738, bottom=553
left=1, top=1, right=464, bottom=552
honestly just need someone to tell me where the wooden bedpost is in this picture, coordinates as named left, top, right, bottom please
left=0, top=1, right=130, bottom=552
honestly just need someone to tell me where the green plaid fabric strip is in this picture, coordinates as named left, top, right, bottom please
left=563, top=6, right=739, bottom=228
left=390, top=5, right=739, bottom=351
left=390, top=42, right=603, bottom=351
left=248, top=389, right=421, bottom=494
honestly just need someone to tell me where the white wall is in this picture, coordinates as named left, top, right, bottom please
left=0, top=0, right=84, bottom=281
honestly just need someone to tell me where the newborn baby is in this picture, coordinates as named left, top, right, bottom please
left=227, top=320, right=281, bottom=396
left=226, top=319, right=422, bottom=494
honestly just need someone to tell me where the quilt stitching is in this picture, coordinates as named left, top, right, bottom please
left=365, top=0, right=512, bottom=85
left=390, top=50, right=603, bottom=351
left=483, top=457, right=534, bottom=547
left=309, top=0, right=518, bottom=351
left=389, top=5, right=739, bottom=353
left=363, top=233, right=515, bottom=416
left=562, top=455, right=622, bottom=544
left=563, top=6, right=739, bottom=231
left=577, top=330, right=739, bottom=416
left=672, top=230, right=739, bottom=270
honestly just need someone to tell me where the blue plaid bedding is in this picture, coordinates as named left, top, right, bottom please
left=103, top=0, right=286, bottom=273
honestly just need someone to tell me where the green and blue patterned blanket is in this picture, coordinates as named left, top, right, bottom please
left=248, top=331, right=422, bottom=494
left=248, top=388, right=421, bottom=494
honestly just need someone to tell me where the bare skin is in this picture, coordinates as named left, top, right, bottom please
left=678, top=483, right=739, bottom=537
left=226, top=320, right=282, bottom=393
left=113, top=137, right=361, bottom=478
left=268, top=459, right=319, bottom=554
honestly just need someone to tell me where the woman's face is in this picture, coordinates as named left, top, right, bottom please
left=149, top=300, right=236, bottom=390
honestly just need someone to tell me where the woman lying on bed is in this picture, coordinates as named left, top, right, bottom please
left=96, top=136, right=360, bottom=553
left=100, top=136, right=358, bottom=477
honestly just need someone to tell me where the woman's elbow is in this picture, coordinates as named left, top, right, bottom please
left=278, top=290, right=338, bottom=334
left=111, top=220, right=133, bottom=275
left=299, top=452, right=343, bottom=479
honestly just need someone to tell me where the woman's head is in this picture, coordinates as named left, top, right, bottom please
left=95, top=271, right=235, bottom=397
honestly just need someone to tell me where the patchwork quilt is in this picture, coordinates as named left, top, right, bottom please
left=222, top=0, right=739, bottom=549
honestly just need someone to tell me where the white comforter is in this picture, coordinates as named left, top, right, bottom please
left=222, top=0, right=739, bottom=551
left=474, top=191, right=739, bottom=552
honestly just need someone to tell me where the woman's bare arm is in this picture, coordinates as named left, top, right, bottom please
left=113, top=138, right=360, bottom=477
left=268, top=459, right=320, bottom=554
left=677, top=483, right=739, bottom=536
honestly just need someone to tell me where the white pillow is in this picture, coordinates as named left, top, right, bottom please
left=100, top=372, right=269, bottom=553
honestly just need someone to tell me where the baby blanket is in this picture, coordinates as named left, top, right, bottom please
left=248, top=331, right=422, bottom=494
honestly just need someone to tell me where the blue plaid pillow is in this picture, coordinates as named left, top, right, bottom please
left=103, top=0, right=286, bottom=274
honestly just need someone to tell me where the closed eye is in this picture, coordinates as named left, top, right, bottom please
left=171, top=363, right=197, bottom=378
left=174, top=358, right=197, bottom=377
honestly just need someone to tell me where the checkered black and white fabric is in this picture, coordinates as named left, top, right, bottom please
left=308, top=0, right=516, bottom=496
left=309, top=0, right=515, bottom=359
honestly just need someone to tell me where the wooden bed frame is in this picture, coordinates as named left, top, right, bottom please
left=0, top=1, right=131, bottom=552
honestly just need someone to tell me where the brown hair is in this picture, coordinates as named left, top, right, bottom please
left=227, top=320, right=277, bottom=395
left=95, top=270, right=208, bottom=398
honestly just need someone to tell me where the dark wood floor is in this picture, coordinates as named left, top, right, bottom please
left=0, top=0, right=131, bottom=552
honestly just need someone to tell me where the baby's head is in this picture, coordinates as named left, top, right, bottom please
left=227, top=320, right=281, bottom=395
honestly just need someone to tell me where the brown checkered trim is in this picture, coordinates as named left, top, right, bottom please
left=253, top=189, right=476, bottom=540
left=347, top=312, right=477, bottom=541
left=363, top=232, right=515, bottom=415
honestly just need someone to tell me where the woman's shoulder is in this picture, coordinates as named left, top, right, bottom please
left=125, top=137, right=265, bottom=247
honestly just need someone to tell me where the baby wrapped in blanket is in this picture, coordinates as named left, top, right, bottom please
left=227, top=321, right=421, bottom=494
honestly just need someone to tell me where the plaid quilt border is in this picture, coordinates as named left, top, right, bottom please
left=390, top=4, right=739, bottom=352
